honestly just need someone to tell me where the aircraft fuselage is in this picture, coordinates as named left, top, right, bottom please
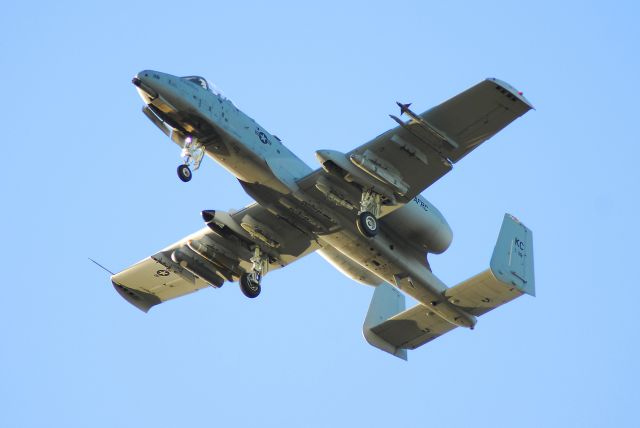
left=133, top=70, right=476, bottom=328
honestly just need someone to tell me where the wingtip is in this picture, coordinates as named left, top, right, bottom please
left=112, top=281, right=161, bottom=313
left=486, top=77, right=535, bottom=110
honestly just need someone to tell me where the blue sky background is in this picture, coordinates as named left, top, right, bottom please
left=1, top=1, right=639, bottom=426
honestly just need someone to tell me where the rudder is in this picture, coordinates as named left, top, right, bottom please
left=490, top=214, right=535, bottom=296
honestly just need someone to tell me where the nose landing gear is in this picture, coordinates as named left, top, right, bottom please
left=239, top=247, right=269, bottom=298
left=177, top=136, right=205, bottom=182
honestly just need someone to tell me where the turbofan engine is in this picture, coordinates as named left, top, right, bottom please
left=382, top=196, right=452, bottom=254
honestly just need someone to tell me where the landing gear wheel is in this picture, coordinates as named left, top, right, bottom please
left=357, top=211, right=378, bottom=238
left=240, top=272, right=261, bottom=298
left=177, top=164, right=192, bottom=182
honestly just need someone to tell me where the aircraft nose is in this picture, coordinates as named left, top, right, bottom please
left=132, top=70, right=153, bottom=87
left=134, top=69, right=153, bottom=78
left=132, top=70, right=159, bottom=99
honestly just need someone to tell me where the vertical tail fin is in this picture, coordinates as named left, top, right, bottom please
left=363, top=283, right=407, bottom=360
left=490, top=214, right=535, bottom=296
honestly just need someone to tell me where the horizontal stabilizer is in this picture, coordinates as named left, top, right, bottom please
left=363, top=214, right=535, bottom=359
left=364, top=284, right=457, bottom=359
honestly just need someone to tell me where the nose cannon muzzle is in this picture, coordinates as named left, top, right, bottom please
left=132, top=75, right=158, bottom=99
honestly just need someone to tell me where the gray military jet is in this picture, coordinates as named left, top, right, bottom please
left=113, top=70, right=535, bottom=359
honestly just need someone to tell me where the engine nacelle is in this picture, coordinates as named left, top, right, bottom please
left=382, top=196, right=452, bottom=254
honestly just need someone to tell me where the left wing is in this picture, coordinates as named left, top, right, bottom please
left=111, top=203, right=320, bottom=312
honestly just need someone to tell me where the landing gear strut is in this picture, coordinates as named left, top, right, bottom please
left=177, top=136, right=205, bottom=182
left=239, top=247, right=269, bottom=298
left=356, top=189, right=381, bottom=238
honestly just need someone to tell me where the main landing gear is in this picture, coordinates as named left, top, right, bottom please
left=356, top=189, right=381, bottom=238
left=240, top=271, right=261, bottom=298
left=177, top=136, right=205, bottom=182
left=239, top=247, right=269, bottom=298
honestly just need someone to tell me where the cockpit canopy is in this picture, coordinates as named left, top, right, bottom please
left=181, top=75, right=227, bottom=101
left=182, top=75, right=210, bottom=90
left=181, top=74, right=230, bottom=104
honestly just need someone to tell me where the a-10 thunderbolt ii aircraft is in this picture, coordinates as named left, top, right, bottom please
left=113, top=70, right=535, bottom=359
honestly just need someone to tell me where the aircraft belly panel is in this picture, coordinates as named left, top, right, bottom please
left=319, top=229, right=442, bottom=297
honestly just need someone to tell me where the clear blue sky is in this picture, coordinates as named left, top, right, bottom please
left=2, top=1, right=638, bottom=426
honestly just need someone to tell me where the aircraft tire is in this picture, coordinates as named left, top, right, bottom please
left=357, top=211, right=378, bottom=238
left=177, top=164, right=192, bottom=182
left=240, top=272, right=261, bottom=298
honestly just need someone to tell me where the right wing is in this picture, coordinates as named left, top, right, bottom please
left=350, top=78, right=534, bottom=203
left=303, top=78, right=533, bottom=212
left=111, top=203, right=320, bottom=312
